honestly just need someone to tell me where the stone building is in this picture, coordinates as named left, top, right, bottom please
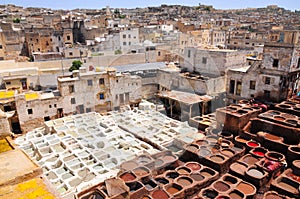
left=183, top=47, right=247, bottom=76
left=226, top=40, right=300, bottom=103
left=13, top=67, right=143, bottom=132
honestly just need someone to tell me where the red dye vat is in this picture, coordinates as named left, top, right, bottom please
left=186, top=163, right=201, bottom=171
left=120, top=173, right=136, bottom=182
left=253, top=151, right=265, bottom=157
left=152, top=190, right=169, bottom=199
left=247, top=141, right=259, bottom=147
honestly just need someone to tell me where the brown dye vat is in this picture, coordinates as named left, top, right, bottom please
left=166, top=184, right=182, bottom=195
left=265, top=151, right=285, bottom=162
left=216, top=196, right=230, bottom=199
left=186, top=162, right=201, bottom=171
left=229, top=190, right=244, bottom=199
left=242, top=155, right=259, bottom=165
left=81, top=190, right=105, bottom=199
left=200, top=169, right=215, bottom=178
left=264, top=133, right=283, bottom=142
left=152, top=190, right=169, bottom=199
left=177, top=177, right=193, bottom=186
left=213, top=181, right=230, bottom=192
left=230, top=162, right=247, bottom=174
left=277, top=180, right=298, bottom=193
left=210, top=155, right=225, bottom=163
left=278, top=104, right=291, bottom=109
left=237, top=182, right=255, bottom=195
left=208, top=145, right=221, bottom=154
left=274, top=116, right=285, bottom=121
left=247, top=169, right=264, bottom=178
left=120, top=172, right=136, bottom=182
left=292, top=160, right=300, bottom=175
left=187, top=144, right=199, bottom=152
left=163, top=155, right=176, bottom=163
left=265, top=193, right=282, bottom=199
left=176, top=167, right=191, bottom=175
left=155, top=177, right=169, bottom=185
left=122, top=161, right=138, bottom=170
left=236, top=110, right=248, bottom=114
left=196, top=140, right=209, bottom=146
left=223, top=175, right=238, bottom=184
left=133, top=167, right=149, bottom=177
left=221, top=149, right=234, bottom=157
left=190, top=174, right=204, bottom=181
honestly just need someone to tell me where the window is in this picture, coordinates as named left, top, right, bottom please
left=99, top=93, right=105, bottom=100
left=128, top=34, right=131, bottom=38
left=87, top=79, right=93, bottom=86
left=249, top=81, right=256, bottom=90
left=158, top=51, right=161, bottom=56
left=236, top=81, right=242, bottom=96
left=69, top=52, right=73, bottom=56
left=67, top=35, right=71, bottom=40
left=71, top=98, right=76, bottom=104
left=36, top=39, right=39, bottom=43
left=46, top=41, right=49, bottom=46
left=54, top=104, right=57, bottom=108
left=6, top=81, right=11, bottom=85
left=27, top=109, right=33, bottom=114
left=273, top=59, right=279, bottom=67
left=202, top=57, right=207, bottom=64
left=123, top=34, right=126, bottom=38
left=129, top=42, right=131, bottom=46
left=69, top=85, right=75, bottom=93
left=123, top=42, right=126, bottom=45
left=297, top=58, right=300, bottom=68
left=265, top=77, right=271, bottom=85
left=99, top=78, right=105, bottom=85
left=49, top=105, right=52, bottom=108
left=0, top=45, right=2, bottom=49
left=188, top=50, right=191, bottom=58
left=86, top=108, right=91, bottom=113
left=264, top=90, right=271, bottom=98
left=44, top=116, right=50, bottom=121
left=229, top=80, right=235, bottom=94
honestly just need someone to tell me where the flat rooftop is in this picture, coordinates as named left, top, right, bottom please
left=158, top=90, right=213, bottom=105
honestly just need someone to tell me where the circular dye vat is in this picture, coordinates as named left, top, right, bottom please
left=133, top=167, right=149, bottom=177
left=196, top=140, right=209, bottom=146
left=242, top=156, right=259, bottom=165
left=247, top=169, right=264, bottom=178
left=274, top=116, right=285, bottom=121
left=221, top=149, right=234, bottom=157
left=265, top=193, right=282, bottom=199
left=152, top=190, right=169, bottom=199
left=186, top=144, right=199, bottom=152
left=223, top=176, right=238, bottom=184
left=176, top=167, right=191, bottom=175
left=155, top=177, right=169, bottom=185
left=253, top=151, right=265, bottom=157
left=163, top=155, right=176, bottom=163
left=246, top=141, right=260, bottom=148
left=136, top=155, right=151, bottom=164
left=202, top=189, right=218, bottom=198
left=154, top=159, right=164, bottom=167
left=210, top=155, right=224, bottom=163
left=166, top=171, right=179, bottom=179
left=177, top=177, right=193, bottom=186
left=190, top=174, right=204, bottom=181
left=198, top=149, right=211, bottom=157
left=186, top=162, right=201, bottom=171
left=237, top=182, right=255, bottom=195
left=213, top=181, right=230, bottom=192
left=120, top=173, right=136, bottom=182
left=265, top=151, right=285, bottom=162
left=229, top=190, right=244, bottom=199
left=166, top=186, right=180, bottom=195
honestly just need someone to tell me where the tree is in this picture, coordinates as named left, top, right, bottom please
left=69, top=60, right=82, bottom=72
left=13, top=18, right=20, bottom=23
left=114, top=49, right=122, bottom=55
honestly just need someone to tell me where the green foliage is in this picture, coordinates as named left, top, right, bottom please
left=13, top=18, right=20, bottom=23
left=69, top=60, right=83, bottom=72
left=114, top=49, right=122, bottom=55
left=204, top=6, right=211, bottom=11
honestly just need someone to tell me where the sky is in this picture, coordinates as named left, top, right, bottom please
left=2, top=0, right=300, bottom=11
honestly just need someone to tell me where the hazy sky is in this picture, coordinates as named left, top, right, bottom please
left=2, top=0, right=300, bottom=10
